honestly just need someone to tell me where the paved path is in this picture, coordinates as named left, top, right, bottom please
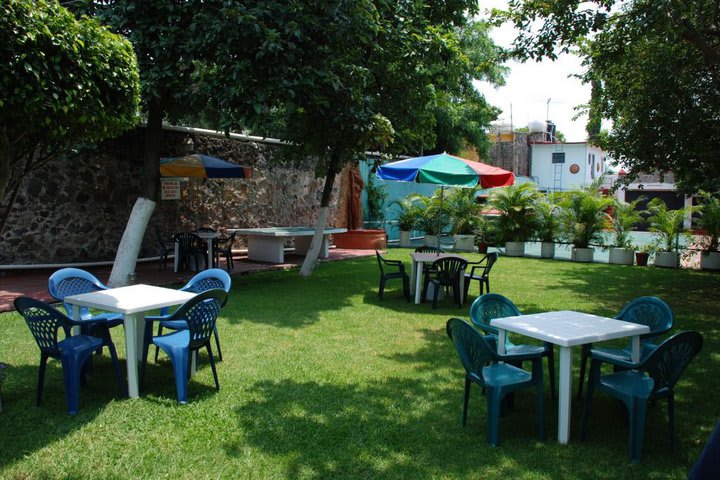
left=0, top=248, right=375, bottom=313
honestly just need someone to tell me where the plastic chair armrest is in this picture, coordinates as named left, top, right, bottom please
left=589, top=349, right=638, bottom=369
left=498, top=350, right=544, bottom=362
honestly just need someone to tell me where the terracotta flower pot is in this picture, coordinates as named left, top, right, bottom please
left=635, top=252, right=649, bottom=266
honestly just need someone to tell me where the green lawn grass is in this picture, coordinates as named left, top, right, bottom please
left=0, top=250, right=718, bottom=479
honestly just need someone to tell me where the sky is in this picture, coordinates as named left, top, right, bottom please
left=474, top=1, right=591, bottom=142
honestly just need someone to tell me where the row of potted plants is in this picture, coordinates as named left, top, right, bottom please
left=390, top=182, right=720, bottom=270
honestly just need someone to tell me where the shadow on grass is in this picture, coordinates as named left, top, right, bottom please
left=0, top=359, right=123, bottom=468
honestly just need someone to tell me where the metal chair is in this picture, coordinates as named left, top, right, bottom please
left=422, top=257, right=468, bottom=308
left=446, top=318, right=545, bottom=446
left=467, top=293, right=555, bottom=400
left=14, top=296, right=125, bottom=414
left=141, top=289, right=227, bottom=404
left=577, top=296, right=674, bottom=399
left=580, top=331, right=702, bottom=463
left=464, top=252, right=498, bottom=299
left=375, top=251, right=410, bottom=301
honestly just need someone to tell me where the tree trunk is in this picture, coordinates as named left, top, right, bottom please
left=299, top=153, right=340, bottom=277
left=143, top=100, right=163, bottom=201
left=108, top=197, right=156, bottom=287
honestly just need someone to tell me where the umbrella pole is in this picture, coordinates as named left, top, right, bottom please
left=438, top=187, right=444, bottom=251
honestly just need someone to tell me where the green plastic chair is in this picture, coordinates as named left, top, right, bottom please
left=446, top=318, right=545, bottom=446
left=580, top=330, right=702, bottom=463
left=577, top=296, right=674, bottom=399
left=467, top=293, right=555, bottom=400
left=423, top=257, right=468, bottom=309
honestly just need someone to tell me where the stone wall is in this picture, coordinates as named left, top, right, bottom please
left=0, top=128, right=343, bottom=265
left=486, top=132, right=531, bottom=177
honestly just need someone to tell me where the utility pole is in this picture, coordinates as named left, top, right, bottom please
left=546, top=98, right=551, bottom=121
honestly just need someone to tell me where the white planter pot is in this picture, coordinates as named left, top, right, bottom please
left=654, top=251, right=679, bottom=268
left=609, top=247, right=635, bottom=265
left=424, top=234, right=439, bottom=247
left=399, top=230, right=412, bottom=248
left=700, top=251, right=720, bottom=270
left=453, top=234, right=475, bottom=252
left=540, top=242, right=555, bottom=259
left=572, top=247, right=594, bottom=263
left=505, top=241, right=525, bottom=257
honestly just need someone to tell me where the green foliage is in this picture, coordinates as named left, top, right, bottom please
left=608, top=198, right=643, bottom=249
left=390, top=196, right=423, bottom=231
left=364, top=172, right=388, bottom=223
left=533, top=192, right=560, bottom=243
left=557, top=184, right=613, bottom=248
left=0, top=0, right=140, bottom=229
left=646, top=198, right=692, bottom=252
left=487, top=183, right=539, bottom=242
left=412, top=190, right=451, bottom=235
left=494, top=0, right=720, bottom=194
left=696, top=193, right=720, bottom=252
left=446, top=187, right=481, bottom=235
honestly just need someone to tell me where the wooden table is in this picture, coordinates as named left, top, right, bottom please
left=490, top=311, right=650, bottom=444
left=65, top=284, right=197, bottom=398
left=228, top=226, right=347, bottom=263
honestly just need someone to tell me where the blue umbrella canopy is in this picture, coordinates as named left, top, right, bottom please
left=160, top=154, right=251, bottom=178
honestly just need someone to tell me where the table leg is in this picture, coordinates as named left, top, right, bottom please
left=630, top=336, right=641, bottom=362
left=497, top=329, right=507, bottom=355
left=409, top=261, right=417, bottom=297
left=124, top=313, right=140, bottom=399
left=558, top=346, right=573, bottom=444
left=414, top=260, right=424, bottom=304
left=71, top=305, right=81, bottom=336
left=206, top=238, right=213, bottom=270
left=247, top=236, right=285, bottom=263
left=174, top=241, right=180, bottom=272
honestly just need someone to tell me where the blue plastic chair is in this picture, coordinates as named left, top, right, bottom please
left=149, top=268, right=231, bottom=363
left=140, top=289, right=227, bottom=404
left=47, top=268, right=124, bottom=352
left=580, top=331, right=702, bottom=463
left=446, top=318, right=545, bottom=446
left=577, top=296, right=674, bottom=399
left=14, top=296, right=125, bottom=415
left=467, top=293, right=555, bottom=400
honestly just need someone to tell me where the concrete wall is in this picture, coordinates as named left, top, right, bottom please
left=530, top=142, right=607, bottom=191
left=0, top=128, right=342, bottom=265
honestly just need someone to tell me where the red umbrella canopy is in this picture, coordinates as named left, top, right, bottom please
left=376, top=153, right=514, bottom=188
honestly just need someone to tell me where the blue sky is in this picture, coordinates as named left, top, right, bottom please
left=475, top=1, right=591, bottom=142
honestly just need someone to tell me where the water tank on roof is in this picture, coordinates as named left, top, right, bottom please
left=528, top=119, right=546, bottom=133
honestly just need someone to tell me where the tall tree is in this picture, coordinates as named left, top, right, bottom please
left=494, top=0, right=720, bottom=193
left=0, top=0, right=139, bottom=235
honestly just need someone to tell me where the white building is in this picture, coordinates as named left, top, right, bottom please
left=530, top=141, right=608, bottom=192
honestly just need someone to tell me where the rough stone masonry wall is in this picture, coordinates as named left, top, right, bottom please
left=0, top=128, right=342, bottom=265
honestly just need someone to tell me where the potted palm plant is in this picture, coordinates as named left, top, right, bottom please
left=415, top=191, right=450, bottom=247
left=696, top=192, right=720, bottom=270
left=557, top=184, right=613, bottom=263
left=447, top=186, right=481, bottom=252
left=534, top=193, right=559, bottom=259
left=608, top=198, right=643, bottom=265
left=646, top=198, right=692, bottom=268
left=390, top=196, right=422, bottom=247
left=487, top=183, right=539, bottom=257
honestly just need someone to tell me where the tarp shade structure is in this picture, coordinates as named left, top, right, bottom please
left=160, top=154, right=252, bottom=179
left=376, top=153, right=514, bottom=189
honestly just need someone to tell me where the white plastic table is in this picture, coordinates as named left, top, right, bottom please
left=65, top=284, right=197, bottom=399
left=409, top=252, right=467, bottom=304
left=228, top=227, right=347, bottom=263
left=490, top=311, right=650, bottom=444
